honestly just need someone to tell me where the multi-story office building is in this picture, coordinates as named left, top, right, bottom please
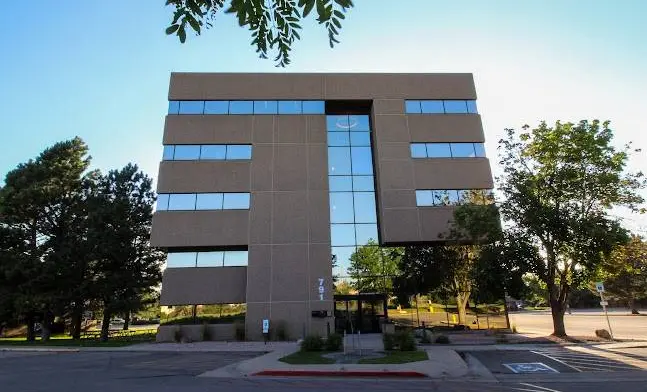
left=151, top=73, right=494, bottom=340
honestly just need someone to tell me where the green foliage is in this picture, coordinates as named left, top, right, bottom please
left=279, top=351, right=335, bottom=364
left=498, top=120, right=645, bottom=336
left=434, top=335, right=450, bottom=344
left=395, top=331, right=416, bottom=351
left=419, top=330, right=431, bottom=344
left=165, top=0, right=354, bottom=67
left=348, top=240, right=402, bottom=294
left=161, top=313, right=245, bottom=325
left=382, top=332, right=396, bottom=350
left=300, top=334, right=324, bottom=351
left=597, top=235, right=647, bottom=313
left=383, top=331, right=416, bottom=351
left=325, top=333, right=342, bottom=351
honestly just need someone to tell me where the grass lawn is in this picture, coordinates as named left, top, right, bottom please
left=358, top=350, right=428, bottom=364
left=278, top=351, right=336, bottom=365
left=0, top=330, right=156, bottom=347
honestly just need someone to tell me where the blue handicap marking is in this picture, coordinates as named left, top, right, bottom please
left=503, top=362, right=559, bottom=374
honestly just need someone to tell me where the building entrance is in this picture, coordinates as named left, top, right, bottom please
left=334, top=293, right=387, bottom=334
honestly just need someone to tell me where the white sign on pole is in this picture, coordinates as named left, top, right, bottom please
left=262, top=319, right=269, bottom=334
left=600, top=301, right=609, bottom=306
left=595, top=282, right=605, bottom=293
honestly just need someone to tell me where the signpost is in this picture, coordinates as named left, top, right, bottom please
left=262, top=319, right=269, bottom=344
left=595, top=281, right=614, bottom=340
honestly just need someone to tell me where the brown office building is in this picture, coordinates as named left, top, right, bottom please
left=150, top=73, right=494, bottom=340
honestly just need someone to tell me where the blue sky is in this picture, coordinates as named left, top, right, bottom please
left=1, top=0, right=646, bottom=231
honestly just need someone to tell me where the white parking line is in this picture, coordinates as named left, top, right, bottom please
left=531, top=348, right=642, bottom=372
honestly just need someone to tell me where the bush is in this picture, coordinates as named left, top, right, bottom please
left=173, top=326, right=183, bottom=343
left=201, top=323, right=212, bottom=341
left=325, top=333, right=343, bottom=351
left=234, top=321, right=245, bottom=341
left=301, top=335, right=325, bottom=351
left=161, top=313, right=245, bottom=326
left=396, top=331, right=416, bottom=351
left=420, top=330, right=432, bottom=344
left=383, top=332, right=396, bottom=350
left=434, top=335, right=450, bottom=344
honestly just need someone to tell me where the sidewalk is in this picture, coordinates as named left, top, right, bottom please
left=199, top=346, right=478, bottom=379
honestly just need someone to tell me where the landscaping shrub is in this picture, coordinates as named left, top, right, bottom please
left=395, top=331, right=416, bottom=351
left=383, top=332, right=396, bottom=350
left=325, top=333, right=343, bottom=351
left=201, top=322, right=212, bottom=341
left=234, top=321, right=245, bottom=341
left=173, top=326, right=183, bottom=343
left=161, top=313, right=245, bottom=326
left=434, top=335, right=450, bottom=344
left=420, top=330, right=432, bottom=344
left=300, top=335, right=324, bottom=351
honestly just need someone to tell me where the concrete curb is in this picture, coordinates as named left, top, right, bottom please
left=253, top=370, right=428, bottom=378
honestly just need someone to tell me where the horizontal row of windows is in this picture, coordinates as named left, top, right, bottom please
left=168, top=100, right=325, bottom=115
left=405, top=100, right=478, bottom=114
left=163, top=145, right=252, bottom=161
left=410, top=143, right=486, bottom=158
left=157, top=193, right=250, bottom=211
left=167, top=251, right=248, bottom=268
left=415, top=189, right=494, bottom=206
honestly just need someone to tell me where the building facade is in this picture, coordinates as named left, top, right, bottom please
left=150, top=73, right=494, bottom=340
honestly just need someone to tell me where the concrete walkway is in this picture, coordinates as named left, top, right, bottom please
left=199, top=345, right=480, bottom=379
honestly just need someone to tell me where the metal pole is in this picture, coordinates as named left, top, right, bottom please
left=415, top=295, right=421, bottom=328
left=601, top=292, right=614, bottom=340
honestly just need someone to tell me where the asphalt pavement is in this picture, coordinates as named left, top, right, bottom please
left=2, top=350, right=647, bottom=392
left=509, top=309, right=647, bottom=340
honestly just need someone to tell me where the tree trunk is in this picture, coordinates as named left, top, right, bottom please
left=628, top=297, right=640, bottom=315
left=41, top=311, right=52, bottom=342
left=550, top=298, right=567, bottom=337
left=70, top=302, right=83, bottom=339
left=100, top=310, right=111, bottom=342
left=456, top=294, right=469, bottom=325
left=123, top=311, right=130, bottom=330
left=25, top=312, right=36, bottom=342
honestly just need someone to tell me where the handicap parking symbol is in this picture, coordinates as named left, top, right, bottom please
left=503, top=362, right=559, bottom=374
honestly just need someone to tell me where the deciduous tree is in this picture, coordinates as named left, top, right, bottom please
left=165, top=0, right=354, bottom=66
left=599, top=235, right=647, bottom=314
left=498, top=120, right=644, bottom=336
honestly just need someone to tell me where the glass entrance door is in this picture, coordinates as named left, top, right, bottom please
left=334, top=294, right=387, bottom=334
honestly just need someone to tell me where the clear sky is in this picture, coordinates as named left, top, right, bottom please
left=1, top=0, right=645, bottom=232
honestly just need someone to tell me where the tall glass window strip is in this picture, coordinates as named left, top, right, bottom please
left=410, top=143, right=486, bottom=158
left=167, top=250, right=248, bottom=268
left=162, top=145, right=252, bottom=161
left=168, top=100, right=325, bottom=115
left=404, top=100, right=478, bottom=114
left=415, top=189, right=494, bottom=206
left=327, top=114, right=382, bottom=291
left=156, top=193, right=251, bottom=211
